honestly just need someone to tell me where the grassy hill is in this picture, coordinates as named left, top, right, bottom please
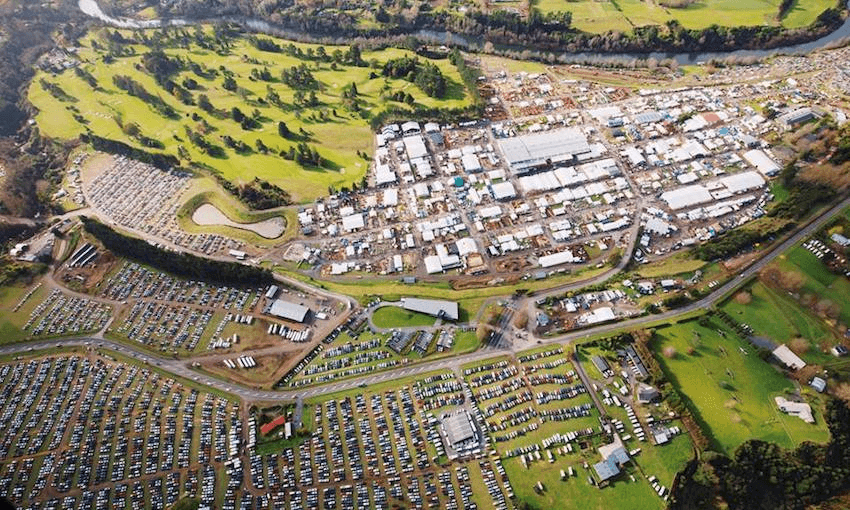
left=29, top=27, right=474, bottom=203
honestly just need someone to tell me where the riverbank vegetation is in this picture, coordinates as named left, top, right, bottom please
left=141, top=0, right=848, bottom=55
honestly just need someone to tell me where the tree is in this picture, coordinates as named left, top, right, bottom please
left=231, top=106, right=244, bottom=123
left=197, top=94, right=213, bottom=112
left=277, top=121, right=290, bottom=138
left=222, top=75, right=237, bottom=91
left=122, top=122, right=140, bottom=137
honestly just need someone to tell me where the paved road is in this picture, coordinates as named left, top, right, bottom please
left=6, top=196, right=849, bottom=403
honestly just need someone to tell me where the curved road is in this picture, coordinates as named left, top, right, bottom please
left=7, top=196, right=849, bottom=403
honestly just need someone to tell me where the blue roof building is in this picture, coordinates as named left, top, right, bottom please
left=594, top=443, right=630, bottom=483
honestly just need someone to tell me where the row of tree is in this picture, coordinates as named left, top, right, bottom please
left=211, top=175, right=291, bottom=210
left=249, top=38, right=367, bottom=67
left=281, top=63, right=318, bottom=89
left=112, top=75, right=178, bottom=118
left=81, top=216, right=274, bottom=285
left=81, top=133, right=179, bottom=170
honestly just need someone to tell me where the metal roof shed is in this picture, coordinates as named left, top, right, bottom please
left=269, top=300, right=310, bottom=323
left=491, top=181, right=517, bottom=201
left=401, top=297, right=459, bottom=321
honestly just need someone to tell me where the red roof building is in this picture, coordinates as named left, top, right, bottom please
left=261, top=416, right=288, bottom=436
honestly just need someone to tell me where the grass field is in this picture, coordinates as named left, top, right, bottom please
left=632, top=252, right=708, bottom=279
left=28, top=28, right=473, bottom=203
left=0, top=283, right=49, bottom=344
left=652, top=318, right=831, bottom=455
left=454, top=330, right=481, bottom=353
left=722, top=281, right=837, bottom=364
left=371, top=306, right=438, bottom=328
left=534, top=0, right=835, bottom=33
left=632, top=428, right=693, bottom=487
left=504, top=454, right=664, bottom=510
left=777, top=245, right=850, bottom=326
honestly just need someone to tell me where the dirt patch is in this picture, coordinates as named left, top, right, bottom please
left=202, top=351, right=296, bottom=390
left=191, top=203, right=285, bottom=238
left=79, top=152, right=116, bottom=188
left=723, top=252, right=760, bottom=272
left=56, top=250, right=119, bottom=294
left=451, top=273, right=521, bottom=290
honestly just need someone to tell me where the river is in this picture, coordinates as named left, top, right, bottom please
left=79, top=0, right=850, bottom=64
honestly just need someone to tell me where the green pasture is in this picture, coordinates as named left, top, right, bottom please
left=631, top=430, right=693, bottom=488
left=651, top=318, right=830, bottom=455
left=0, top=283, right=50, bottom=344
left=28, top=28, right=473, bottom=203
left=534, top=0, right=834, bottom=33
left=503, top=453, right=664, bottom=510
left=371, top=306, right=438, bottom=328
left=721, top=282, right=836, bottom=364
left=632, top=252, right=708, bottom=279
left=778, top=245, right=850, bottom=325
left=280, top=261, right=612, bottom=321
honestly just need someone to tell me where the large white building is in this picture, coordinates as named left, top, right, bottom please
left=660, top=185, right=713, bottom=210
left=498, top=128, right=593, bottom=174
left=401, top=298, right=459, bottom=321
left=269, top=300, right=310, bottom=323
left=743, top=149, right=781, bottom=176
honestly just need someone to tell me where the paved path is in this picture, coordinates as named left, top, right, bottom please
left=5, top=196, right=849, bottom=403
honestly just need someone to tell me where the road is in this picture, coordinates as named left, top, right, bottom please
left=6, top=195, right=847, bottom=403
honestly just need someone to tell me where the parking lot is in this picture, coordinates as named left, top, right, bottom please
left=84, top=156, right=245, bottom=257
left=103, top=261, right=265, bottom=353
left=22, top=288, right=111, bottom=338
left=251, top=370, right=515, bottom=509
left=462, top=349, right=601, bottom=454
left=0, top=354, right=243, bottom=510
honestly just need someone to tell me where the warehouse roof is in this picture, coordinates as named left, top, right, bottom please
left=403, top=135, right=428, bottom=160
left=773, top=344, right=806, bottom=370
left=401, top=297, right=459, bottom=321
left=375, top=164, right=397, bottom=186
left=341, top=213, right=365, bottom=232
left=498, top=128, right=591, bottom=173
left=538, top=249, right=578, bottom=268
left=720, top=171, right=765, bottom=194
left=660, top=184, right=713, bottom=210
left=491, top=181, right=517, bottom=200
left=743, top=149, right=780, bottom=176
left=269, top=300, right=310, bottom=323
left=424, top=256, right=443, bottom=274
left=382, top=188, right=398, bottom=207
left=780, top=107, right=815, bottom=126
left=443, top=411, right=476, bottom=447
left=635, top=111, right=663, bottom=124
left=461, top=153, right=482, bottom=173
left=455, top=237, right=479, bottom=256
left=580, top=306, right=616, bottom=325
left=591, top=355, right=610, bottom=373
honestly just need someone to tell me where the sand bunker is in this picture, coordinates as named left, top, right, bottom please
left=192, top=203, right=285, bottom=239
